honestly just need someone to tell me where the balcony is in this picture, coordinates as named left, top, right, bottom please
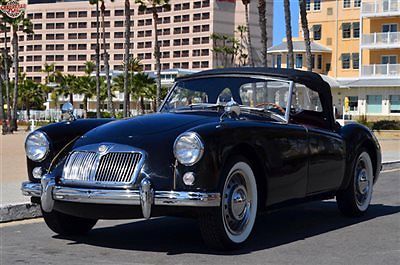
left=361, top=32, right=400, bottom=48
left=361, top=64, right=400, bottom=77
left=361, top=0, right=400, bottom=17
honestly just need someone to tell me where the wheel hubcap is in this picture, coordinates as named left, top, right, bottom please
left=223, top=171, right=252, bottom=235
left=354, top=155, right=372, bottom=208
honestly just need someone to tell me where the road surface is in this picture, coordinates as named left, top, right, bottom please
left=1, top=169, right=399, bottom=265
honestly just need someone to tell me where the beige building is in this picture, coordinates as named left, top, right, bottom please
left=1, top=0, right=273, bottom=83
left=268, top=0, right=400, bottom=120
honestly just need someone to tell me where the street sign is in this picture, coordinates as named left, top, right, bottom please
left=0, top=0, right=26, bottom=18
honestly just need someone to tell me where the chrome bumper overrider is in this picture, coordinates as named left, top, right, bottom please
left=21, top=177, right=221, bottom=219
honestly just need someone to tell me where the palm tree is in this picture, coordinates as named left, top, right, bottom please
left=299, top=0, right=312, bottom=71
left=57, top=73, right=78, bottom=104
left=258, top=0, right=267, bottom=67
left=100, top=0, right=114, bottom=117
left=41, top=62, right=56, bottom=84
left=89, top=0, right=101, bottom=118
left=241, top=0, right=254, bottom=66
left=0, top=64, right=6, bottom=134
left=3, top=14, right=33, bottom=131
left=136, top=0, right=170, bottom=109
left=284, top=0, right=294, bottom=69
left=0, top=21, right=11, bottom=132
left=236, top=25, right=248, bottom=66
left=75, top=75, right=96, bottom=115
left=132, top=72, right=156, bottom=114
left=123, top=0, right=131, bottom=118
left=18, top=75, right=44, bottom=131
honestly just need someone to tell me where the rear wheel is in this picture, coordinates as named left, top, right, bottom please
left=199, top=157, right=258, bottom=250
left=336, top=150, right=374, bottom=217
left=42, top=208, right=97, bottom=236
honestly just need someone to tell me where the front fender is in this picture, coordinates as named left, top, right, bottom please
left=339, top=123, right=382, bottom=190
left=27, top=119, right=114, bottom=182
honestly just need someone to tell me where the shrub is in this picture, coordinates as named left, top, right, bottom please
left=372, top=120, right=400, bottom=131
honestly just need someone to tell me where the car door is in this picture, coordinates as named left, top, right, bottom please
left=290, top=83, right=346, bottom=194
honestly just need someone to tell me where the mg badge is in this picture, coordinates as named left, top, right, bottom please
left=98, top=144, right=109, bottom=154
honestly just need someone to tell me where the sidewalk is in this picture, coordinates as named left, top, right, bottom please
left=1, top=130, right=399, bottom=207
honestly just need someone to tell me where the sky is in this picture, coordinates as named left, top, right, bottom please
left=273, top=0, right=299, bottom=46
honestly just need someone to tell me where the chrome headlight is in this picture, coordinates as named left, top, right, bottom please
left=173, top=132, right=204, bottom=166
left=25, top=131, right=50, bottom=162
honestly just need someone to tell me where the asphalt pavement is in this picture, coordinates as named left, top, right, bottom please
left=1, top=169, right=399, bottom=265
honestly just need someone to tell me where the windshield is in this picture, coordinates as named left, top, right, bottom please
left=161, top=76, right=292, bottom=120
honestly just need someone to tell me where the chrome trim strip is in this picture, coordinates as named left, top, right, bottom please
left=21, top=182, right=221, bottom=207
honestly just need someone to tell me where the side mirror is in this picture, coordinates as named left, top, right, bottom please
left=61, top=102, right=76, bottom=121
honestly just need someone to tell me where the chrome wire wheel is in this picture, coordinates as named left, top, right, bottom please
left=221, top=162, right=258, bottom=244
left=353, top=152, right=373, bottom=211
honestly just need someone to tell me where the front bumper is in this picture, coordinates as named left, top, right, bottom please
left=21, top=177, right=221, bottom=219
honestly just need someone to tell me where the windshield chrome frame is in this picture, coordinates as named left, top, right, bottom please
left=159, top=74, right=294, bottom=124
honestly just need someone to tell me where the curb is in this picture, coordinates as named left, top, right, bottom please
left=1, top=161, right=399, bottom=224
left=0, top=202, right=41, bottom=223
left=382, top=160, right=400, bottom=171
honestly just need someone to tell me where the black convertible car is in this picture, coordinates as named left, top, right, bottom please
left=22, top=68, right=381, bottom=249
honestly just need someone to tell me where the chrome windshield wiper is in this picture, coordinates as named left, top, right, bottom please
left=167, top=103, right=225, bottom=112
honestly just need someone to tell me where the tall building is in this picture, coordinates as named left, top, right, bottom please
left=1, top=0, right=273, bottom=84
left=268, top=0, right=400, bottom=120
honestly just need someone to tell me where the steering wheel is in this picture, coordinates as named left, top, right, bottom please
left=255, top=102, right=285, bottom=115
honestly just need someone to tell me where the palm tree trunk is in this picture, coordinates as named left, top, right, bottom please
left=0, top=76, right=7, bottom=135
left=2, top=24, right=11, bottom=134
left=95, top=1, right=101, bottom=118
left=153, top=6, right=161, bottom=109
left=140, top=96, right=145, bottom=115
left=299, top=0, right=312, bottom=71
left=123, top=0, right=131, bottom=118
left=284, top=0, right=294, bottom=69
left=258, top=0, right=268, bottom=67
left=101, top=1, right=114, bottom=118
left=69, top=93, right=73, bottom=104
left=83, top=96, right=88, bottom=118
left=10, top=26, right=18, bottom=131
left=244, top=4, right=254, bottom=66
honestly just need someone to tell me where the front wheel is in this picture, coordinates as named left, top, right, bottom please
left=336, top=150, right=374, bottom=217
left=199, top=157, right=258, bottom=250
left=42, top=208, right=97, bottom=236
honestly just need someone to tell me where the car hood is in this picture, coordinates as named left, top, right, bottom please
left=73, top=112, right=218, bottom=147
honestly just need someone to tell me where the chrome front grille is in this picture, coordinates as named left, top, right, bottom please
left=96, top=152, right=142, bottom=183
left=62, top=150, right=143, bottom=186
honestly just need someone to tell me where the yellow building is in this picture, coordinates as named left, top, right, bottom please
left=268, top=0, right=400, bottom=120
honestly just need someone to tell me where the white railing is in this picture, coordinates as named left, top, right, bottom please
left=362, top=0, right=400, bottom=16
left=361, top=64, right=400, bottom=77
left=361, top=32, right=400, bottom=47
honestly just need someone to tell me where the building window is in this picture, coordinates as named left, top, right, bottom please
left=341, top=53, right=350, bottom=69
left=317, top=55, right=322, bottom=69
left=353, top=22, right=360, bottom=38
left=295, top=54, right=303, bottom=68
left=311, top=55, right=315, bottom=69
left=313, top=24, right=321, bottom=40
left=348, top=96, right=358, bottom=111
left=390, top=95, right=400, bottom=113
left=342, top=23, right=351, bottom=39
left=366, top=95, right=382, bottom=113
left=306, top=0, right=311, bottom=11
left=115, top=9, right=124, bottom=16
left=382, top=24, right=398, bottom=33
left=381, top=55, right=397, bottom=64
left=343, top=0, right=351, bottom=8
left=314, top=0, right=321, bottom=11
left=354, top=0, right=361, bottom=7
left=352, top=53, right=359, bottom=69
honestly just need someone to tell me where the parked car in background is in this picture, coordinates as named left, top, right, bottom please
left=22, top=68, right=381, bottom=249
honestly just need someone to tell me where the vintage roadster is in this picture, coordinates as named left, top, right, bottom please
left=22, top=68, right=381, bottom=249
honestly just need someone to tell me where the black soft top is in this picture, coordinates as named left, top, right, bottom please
left=177, top=67, right=335, bottom=129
